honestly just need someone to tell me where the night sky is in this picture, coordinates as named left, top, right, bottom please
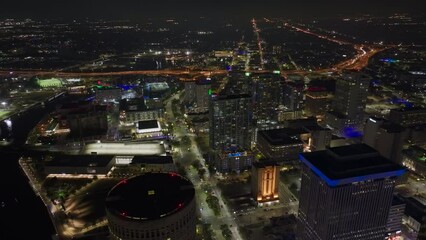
left=1, top=0, right=424, bottom=19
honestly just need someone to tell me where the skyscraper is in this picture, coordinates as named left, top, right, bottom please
left=297, top=144, right=405, bottom=240
left=252, top=73, right=284, bottom=124
left=325, top=71, right=370, bottom=135
left=209, top=94, right=252, bottom=151
left=363, top=117, right=407, bottom=164
left=195, top=78, right=211, bottom=112
left=283, top=81, right=304, bottom=112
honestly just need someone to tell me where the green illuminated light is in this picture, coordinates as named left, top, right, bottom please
left=245, top=72, right=251, bottom=77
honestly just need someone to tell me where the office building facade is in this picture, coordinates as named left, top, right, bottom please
left=297, top=144, right=405, bottom=240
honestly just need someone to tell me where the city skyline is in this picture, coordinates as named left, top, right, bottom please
left=0, top=4, right=425, bottom=240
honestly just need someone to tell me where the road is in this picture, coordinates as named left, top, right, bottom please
left=164, top=93, right=243, bottom=240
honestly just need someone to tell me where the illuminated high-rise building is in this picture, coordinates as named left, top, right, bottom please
left=251, top=161, right=280, bottom=206
left=195, top=78, right=211, bottom=112
left=252, top=73, right=284, bottom=124
left=209, top=73, right=252, bottom=151
left=304, top=91, right=332, bottom=119
left=297, top=144, right=405, bottom=240
left=325, top=71, right=369, bottom=135
left=209, top=94, right=252, bottom=151
left=283, top=81, right=304, bottom=112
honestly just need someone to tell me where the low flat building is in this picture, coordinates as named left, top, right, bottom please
left=119, top=98, right=163, bottom=125
left=131, top=155, right=176, bottom=172
left=256, top=128, right=306, bottom=163
left=402, top=146, right=426, bottom=178
left=45, top=155, right=115, bottom=176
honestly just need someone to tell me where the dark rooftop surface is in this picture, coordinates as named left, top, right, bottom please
left=119, top=98, right=147, bottom=112
left=67, top=105, right=108, bottom=116
left=380, top=122, right=405, bottom=133
left=304, top=125, right=330, bottom=132
left=46, top=155, right=113, bottom=167
left=300, top=144, right=405, bottom=182
left=328, top=144, right=377, bottom=158
left=392, top=195, right=406, bottom=206
left=131, top=155, right=174, bottom=164
left=252, top=160, right=280, bottom=168
left=404, top=197, right=426, bottom=224
left=214, top=94, right=251, bottom=101
left=327, top=110, right=347, bottom=119
left=258, top=128, right=306, bottom=145
left=402, top=146, right=426, bottom=162
left=391, top=107, right=425, bottom=113
left=137, top=120, right=159, bottom=129
left=105, top=173, right=195, bottom=221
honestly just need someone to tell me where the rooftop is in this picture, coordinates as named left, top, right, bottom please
left=82, top=142, right=165, bottom=156
left=137, top=120, right=160, bottom=130
left=119, top=98, right=147, bottom=112
left=402, top=146, right=426, bottom=162
left=391, top=107, right=425, bottom=113
left=258, top=128, right=307, bottom=146
left=304, top=124, right=330, bottom=132
left=145, top=82, right=169, bottom=92
left=46, top=155, right=114, bottom=168
left=131, top=155, right=174, bottom=165
left=404, top=196, right=426, bottom=224
left=105, top=173, right=195, bottom=221
left=252, top=160, right=280, bottom=168
left=300, top=144, right=406, bottom=187
left=380, top=122, right=405, bottom=133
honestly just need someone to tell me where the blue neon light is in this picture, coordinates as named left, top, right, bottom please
left=343, top=127, right=363, bottom=138
left=299, top=154, right=406, bottom=187
left=228, top=152, right=243, bottom=157
left=380, top=58, right=399, bottom=63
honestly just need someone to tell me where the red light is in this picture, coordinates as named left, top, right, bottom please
left=121, top=211, right=127, bottom=216
left=169, top=172, right=177, bottom=177
left=97, top=80, right=101, bottom=85
left=177, top=203, right=183, bottom=208
left=119, top=179, right=127, bottom=185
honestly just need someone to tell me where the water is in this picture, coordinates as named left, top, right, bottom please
left=0, top=95, right=71, bottom=240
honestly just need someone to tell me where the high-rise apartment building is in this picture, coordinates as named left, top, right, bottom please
left=252, top=73, right=284, bottom=124
left=195, top=78, right=211, bottom=111
left=283, top=81, right=304, bottom=111
left=209, top=94, right=252, bottom=151
left=297, top=144, right=405, bottom=240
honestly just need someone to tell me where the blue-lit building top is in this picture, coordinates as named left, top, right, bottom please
left=300, top=144, right=406, bottom=187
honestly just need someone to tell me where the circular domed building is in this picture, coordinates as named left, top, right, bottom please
left=105, top=172, right=196, bottom=240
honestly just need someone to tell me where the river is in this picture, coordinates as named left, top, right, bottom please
left=0, top=94, right=72, bottom=239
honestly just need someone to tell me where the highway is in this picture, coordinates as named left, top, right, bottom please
left=0, top=25, right=391, bottom=81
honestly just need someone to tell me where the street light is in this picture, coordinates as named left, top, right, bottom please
left=1, top=102, right=6, bottom=109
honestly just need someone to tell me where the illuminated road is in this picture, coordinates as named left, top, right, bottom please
left=0, top=20, right=395, bottom=80
left=252, top=18, right=265, bottom=69
left=280, top=21, right=390, bottom=71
